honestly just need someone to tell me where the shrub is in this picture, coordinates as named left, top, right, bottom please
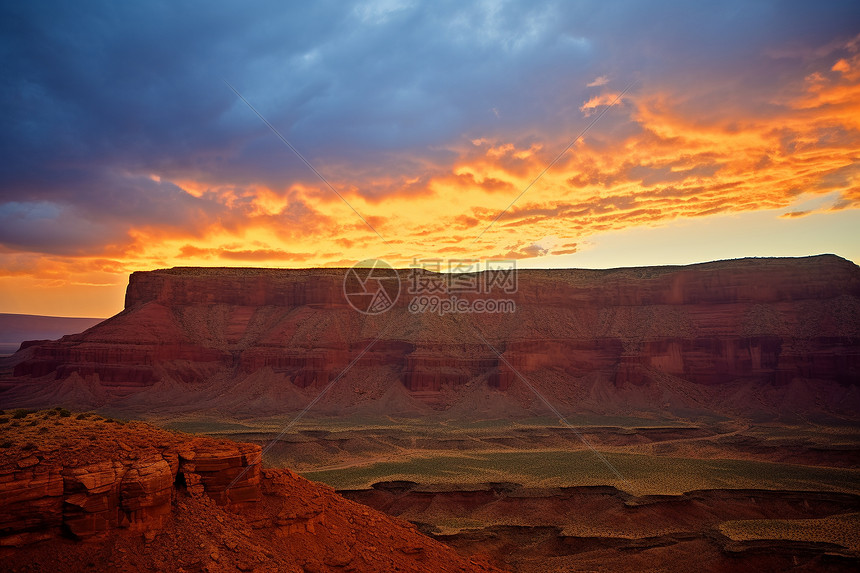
left=58, top=409, right=71, bottom=417
left=12, top=409, right=34, bottom=419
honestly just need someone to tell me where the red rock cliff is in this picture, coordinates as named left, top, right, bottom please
left=2, top=255, right=858, bottom=418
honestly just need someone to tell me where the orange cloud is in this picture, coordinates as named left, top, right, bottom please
left=4, top=36, right=860, bottom=318
left=580, top=92, right=626, bottom=115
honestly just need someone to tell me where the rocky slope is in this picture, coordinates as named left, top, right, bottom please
left=0, top=409, right=503, bottom=572
left=1, top=255, right=858, bottom=419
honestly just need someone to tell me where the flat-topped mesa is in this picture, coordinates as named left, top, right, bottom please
left=124, top=267, right=350, bottom=309
left=3, top=255, right=859, bottom=418
left=123, top=255, right=860, bottom=309
left=524, top=254, right=860, bottom=306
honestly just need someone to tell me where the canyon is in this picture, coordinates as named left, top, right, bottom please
left=343, top=482, right=860, bottom=572
left=1, top=256, right=858, bottom=572
left=237, top=417, right=860, bottom=572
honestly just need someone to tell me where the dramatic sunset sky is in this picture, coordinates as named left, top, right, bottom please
left=1, top=1, right=859, bottom=317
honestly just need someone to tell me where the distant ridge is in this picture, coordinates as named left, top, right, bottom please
left=0, top=313, right=104, bottom=355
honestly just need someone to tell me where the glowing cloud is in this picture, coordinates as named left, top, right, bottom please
left=1, top=2, right=858, bottom=316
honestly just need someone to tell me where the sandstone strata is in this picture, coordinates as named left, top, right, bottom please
left=2, top=255, right=858, bottom=418
left=0, top=411, right=503, bottom=572
left=0, top=414, right=261, bottom=545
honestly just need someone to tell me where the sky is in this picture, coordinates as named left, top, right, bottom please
left=1, top=0, right=858, bottom=317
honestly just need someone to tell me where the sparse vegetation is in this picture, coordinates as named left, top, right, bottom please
left=302, top=450, right=860, bottom=495
left=12, top=409, right=35, bottom=419
left=719, top=513, right=860, bottom=552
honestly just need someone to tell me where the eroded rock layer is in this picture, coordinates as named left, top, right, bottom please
left=0, top=414, right=261, bottom=546
left=343, top=482, right=860, bottom=573
left=2, top=255, right=858, bottom=418
left=0, top=411, right=502, bottom=572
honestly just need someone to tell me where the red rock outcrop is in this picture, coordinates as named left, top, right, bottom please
left=1, top=255, right=858, bottom=418
left=0, top=413, right=261, bottom=545
left=177, top=441, right=262, bottom=505
left=0, top=410, right=504, bottom=572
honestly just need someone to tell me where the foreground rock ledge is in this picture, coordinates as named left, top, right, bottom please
left=0, top=410, right=503, bottom=572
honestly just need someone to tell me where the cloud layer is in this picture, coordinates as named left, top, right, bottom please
left=1, top=1, right=859, bottom=313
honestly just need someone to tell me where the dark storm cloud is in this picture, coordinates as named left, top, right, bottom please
left=0, top=173, right=226, bottom=254
left=1, top=0, right=858, bottom=254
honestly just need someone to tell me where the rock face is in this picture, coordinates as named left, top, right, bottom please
left=0, top=412, right=503, bottom=573
left=2, top=255, right=859, bottom=418
left=0, top=416, right=261, bottom=546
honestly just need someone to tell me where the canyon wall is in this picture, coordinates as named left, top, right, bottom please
left=2, top=255, right=859, bottom=418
